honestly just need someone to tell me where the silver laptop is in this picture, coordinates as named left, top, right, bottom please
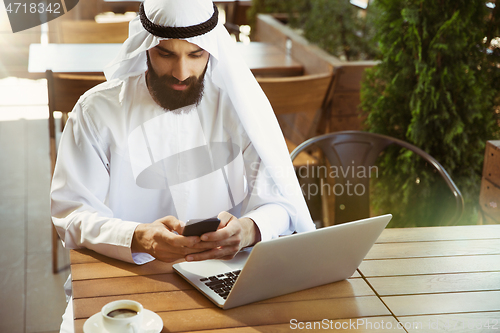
left=173, top=214, right=392, bottom=309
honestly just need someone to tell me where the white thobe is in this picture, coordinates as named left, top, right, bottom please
left=52, top=72, right=296, bottom=332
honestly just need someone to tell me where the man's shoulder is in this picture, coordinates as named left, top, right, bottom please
left=83, top=78, right=123, bottom=97
left=79, top=73, right=144, bottom=109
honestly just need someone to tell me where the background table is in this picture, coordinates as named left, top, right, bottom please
left=70, top=224, right=500, bottom=332
left=28, top=42, right=303, bottom=77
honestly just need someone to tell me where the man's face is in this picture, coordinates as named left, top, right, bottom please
left=146, top=39, right=210, bottom=112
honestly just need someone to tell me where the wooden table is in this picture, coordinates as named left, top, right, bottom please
left=361, top=224, right=500, bottom=332
left=28, top=42, right=303, bottom=77
left=70, top=224, right=500, bottom=332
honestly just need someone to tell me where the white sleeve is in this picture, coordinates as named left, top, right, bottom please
left=50, top=103, right=153, bottom=265
left=243, top=203, right=291, bottom=242
left=240, top=143, right=296, bottom=241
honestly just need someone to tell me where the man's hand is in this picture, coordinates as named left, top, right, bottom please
left=131, top=215, right=204, bottom=262
left=186, top=211, right=261, bottom=261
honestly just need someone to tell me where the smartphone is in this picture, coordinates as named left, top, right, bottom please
left=182, top=217, right=221, bottom=237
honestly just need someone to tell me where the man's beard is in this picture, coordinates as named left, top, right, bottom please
left=146, top=53, right=206, bottom=113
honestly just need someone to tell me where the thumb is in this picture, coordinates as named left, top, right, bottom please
left=217, top=211, right=237, bottom=228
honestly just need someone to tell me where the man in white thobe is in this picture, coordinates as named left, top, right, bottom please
left=51, top=0, right=315, bottom=331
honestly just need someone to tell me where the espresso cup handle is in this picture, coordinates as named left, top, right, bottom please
left=129, top=322, right=140, bottom=333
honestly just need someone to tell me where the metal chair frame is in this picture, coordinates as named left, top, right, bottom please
left=290, top=130, right=464, bottom=225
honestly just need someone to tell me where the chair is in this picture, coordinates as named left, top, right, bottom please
left=47, top=70, right=107, bottom=273
left=221, top=0, right=252, bottom=41
left=257, top=73, right=333, bottom=225
left=478, top=140, right=500, bottom=224
left=290, top=130, right=464, bottom=226
left=257, top=73, right=333, bottom=148
left=50, top=20, right=130, bottom=43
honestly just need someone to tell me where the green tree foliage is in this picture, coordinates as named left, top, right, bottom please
left=248, top=0, right=378, bottom=60
left=302, top=0, right=378, bottom=60
left=247, top=0, right=297, bottom=28
left=361, top=0, right=500, bottom=226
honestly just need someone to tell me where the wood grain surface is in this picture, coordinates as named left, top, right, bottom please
left=71, top=225, right=500, bottom=333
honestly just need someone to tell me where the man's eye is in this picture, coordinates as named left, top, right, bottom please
left=190, top=53, right=204, bottom=58
left=159, top=52, right=173, bottom=58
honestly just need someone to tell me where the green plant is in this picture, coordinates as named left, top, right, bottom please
left=361, top=0, right=500, bottom=227
left=248, top=0, right=378, bottom=60
left=247, top=0, right=297, bottom=28
left=302, top=0, right=378, bottom=60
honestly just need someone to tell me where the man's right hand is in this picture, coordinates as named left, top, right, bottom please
left=131, top=215, right=203, bottom=262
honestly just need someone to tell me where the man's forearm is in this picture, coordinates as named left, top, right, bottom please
left=131, top=223, right=150, bottom=253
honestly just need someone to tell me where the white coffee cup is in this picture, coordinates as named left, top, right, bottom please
left=101, top=300, right=143, bottom=333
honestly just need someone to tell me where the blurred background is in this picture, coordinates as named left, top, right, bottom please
left=0, top=0, right=499, bottom=332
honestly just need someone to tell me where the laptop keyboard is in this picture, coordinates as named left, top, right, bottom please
left=199, top=270, right=241, bottom=300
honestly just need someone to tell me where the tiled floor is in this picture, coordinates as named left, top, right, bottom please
left=0, top=77, right=70, bottom=333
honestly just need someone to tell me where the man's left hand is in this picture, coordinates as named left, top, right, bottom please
left=185, top=211, right=261, bottom=261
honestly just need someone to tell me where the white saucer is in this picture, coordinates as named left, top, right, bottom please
left=83, top=309, right=163, bottom=333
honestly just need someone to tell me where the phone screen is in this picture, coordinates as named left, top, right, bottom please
left=182, top=217, right=220, bottom=237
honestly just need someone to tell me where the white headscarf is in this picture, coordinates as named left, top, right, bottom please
left=104, top=0, right=315, bottom=233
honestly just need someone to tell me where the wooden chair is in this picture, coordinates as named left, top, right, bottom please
left=290, top=131, right=464, bottom=227
left=50, top=20, right=130, bottom=43
left=257, top=72, right=333, bottom=148
left=256, top=73, right=332, bottom=224
left=47, top=70, right=107, bottom=273
left=479, top=141, right=500, bottom=224
left=254, top=14, right=379, bottom=133
left=222, top=0, right=252, bottom=41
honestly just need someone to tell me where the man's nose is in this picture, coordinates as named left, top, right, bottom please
left=172, top=58, right=190, bottom=83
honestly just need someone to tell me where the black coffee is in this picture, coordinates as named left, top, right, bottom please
left=107, top=308, right=138, bottom=318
